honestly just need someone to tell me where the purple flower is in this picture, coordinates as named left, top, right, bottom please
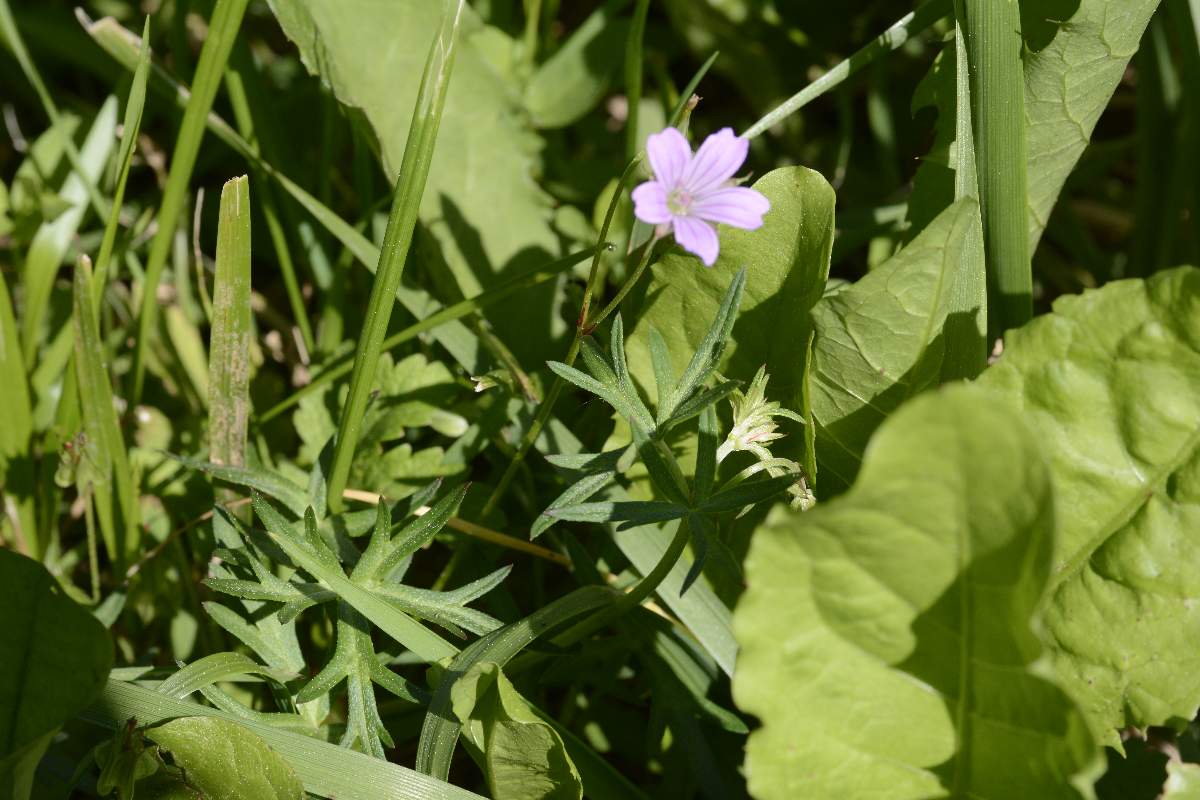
left=632, top=127, right=770, bottom=267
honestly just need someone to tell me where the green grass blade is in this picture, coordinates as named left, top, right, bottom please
left=960, top=0, right=1032, bottom=334
left=623, top=0, right=650, bottom=161
left=81, top=13, right=481, bottom=373
left=0, top=271, right=35, bottom=555
left=942, top=10, right=988, bottom=379
left=82, top=680, right=487, bottom=800
left=225, top=41, right=315, bottom=354
left=92, top=16, right=151, bottom=315
left=0, top=0, right=110, bottom=219
left=157, top=652, right=290, bottom=699
left=741, top=0, right=950, bottom=139
left=129, top=0, right=251, bottom=404
left=208, top=176, right=253, bottom=468
left=72, top=256, right=138, bottom=568
left=20, top=97, right=117, bottom=364
left=326, top=0, right=465, bottom=513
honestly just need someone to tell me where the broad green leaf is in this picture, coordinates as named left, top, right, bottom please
left=732, top=385, right=1097, bottom=799
left=0, top=731, right=56, bottom=800
left=208, top=175, right=253, bottom=468
left=0, top=550, right=112, bottom=762
left=1165, top=762, right=1200, bottom=799
left=451, top=662, right=583, bottom=800
left=524, top=2, right=629, bottom=128
left=977, top=266, right=1200, bottom=745
left=809, top=198, right=978, bottom=492
left=266, top=0, right=561, bottom=358
left=144, top=717, right=304, bottom=799
left=1024, top=0, right=1161, bottom=247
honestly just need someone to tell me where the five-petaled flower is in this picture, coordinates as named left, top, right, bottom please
left=632, top=127, right=770, bottom=266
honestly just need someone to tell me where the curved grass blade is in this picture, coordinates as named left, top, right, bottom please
left=130, top=0, right=252, bottom=403
left=72, top=256, right=138, bottom=568
left=326, top=0, right=466, bottom=513
left=93, top=16, right=151, bottom=311
left=157, top=652, right=293, bottom=700
left=742, top=0, right=950, bottom=139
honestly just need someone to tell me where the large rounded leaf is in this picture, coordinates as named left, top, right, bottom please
left=809, top=198, right=978, bottom=492
left=979, top=266, right=1200, bottom=744
left=732, top=385, right=1097, bottom=798
left=0, top=550, right=112, bottom=762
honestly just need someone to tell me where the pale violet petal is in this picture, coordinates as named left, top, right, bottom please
left=682, top=128, right=748, bottom=195
left=674, top=216, right=720, bottom=267
left=632, top=181, right=673, bottom=225
left=646, top=127, right=691, bottom=187
left=692, top=186, right=771, bottom=230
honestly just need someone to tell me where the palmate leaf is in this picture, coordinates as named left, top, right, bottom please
left=809, top=198, right=978, bottom=492
left=977, top=266, right=1200, bottom=745
left=732, top=385, right=1097, bottom=799
left=256, top=497, right=459, bottom=662
left=297, top=602, right=426, bottom=759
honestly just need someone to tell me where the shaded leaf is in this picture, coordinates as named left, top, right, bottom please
left=0, top=550, right=112, bottom=762
left=145, top=716, right=304, bottom=799
left=451, top=662, right=583, bottom=800
left=809, top=198, right=978, bottom=492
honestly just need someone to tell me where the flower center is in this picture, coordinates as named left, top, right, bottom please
left=666, top=186, right=693, bottom=216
